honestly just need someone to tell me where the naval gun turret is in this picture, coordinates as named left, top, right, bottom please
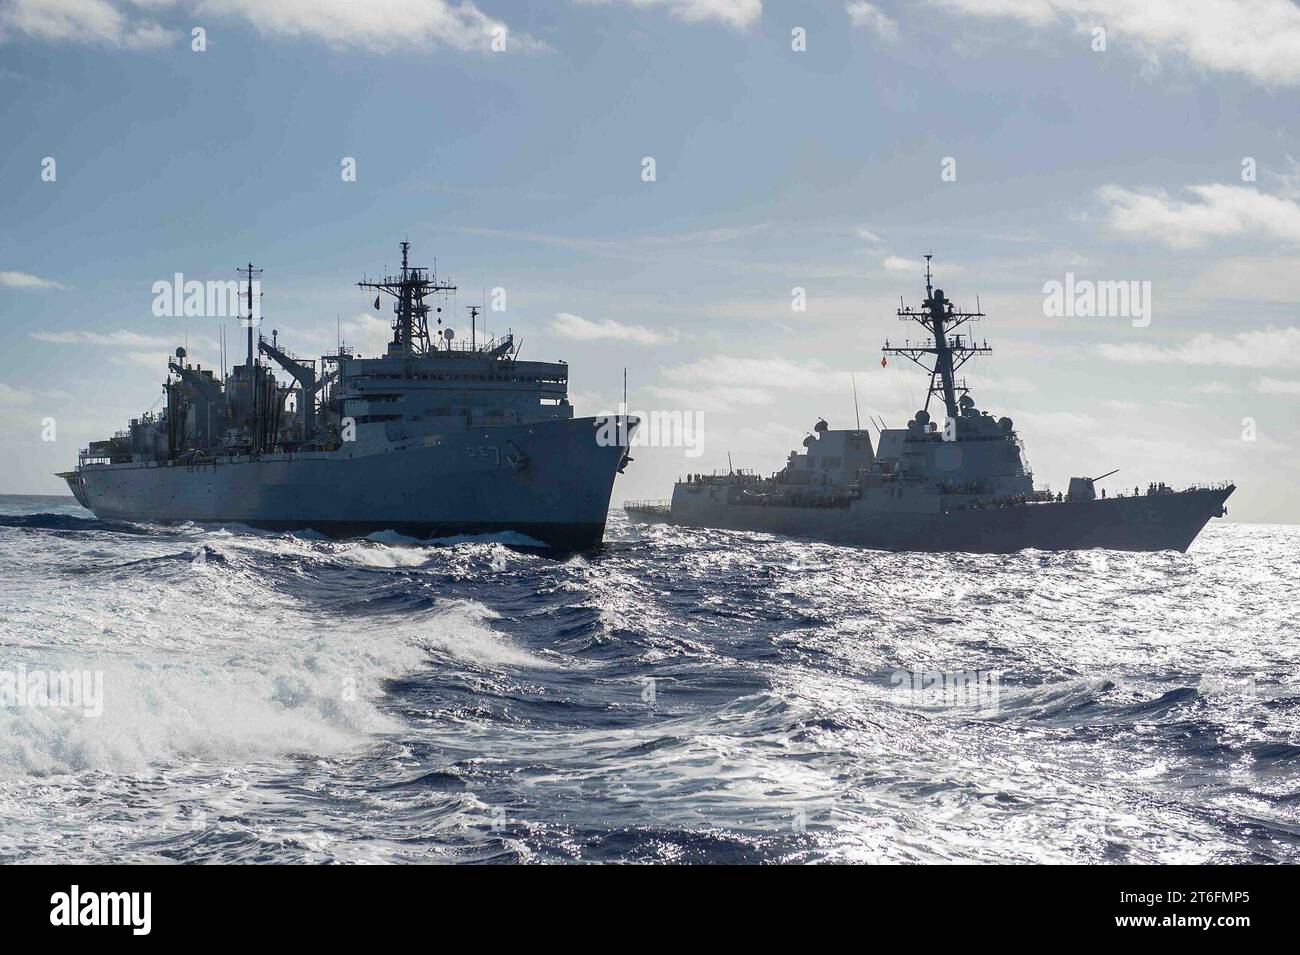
left=1067, top=469, right=1119, bottom=502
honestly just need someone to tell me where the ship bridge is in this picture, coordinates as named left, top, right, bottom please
left=337, top=341, right=572, bottom=432
left=339, top=241, right=573, bottom=441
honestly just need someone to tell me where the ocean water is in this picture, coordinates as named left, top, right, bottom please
left=0, top=492, right=1297, bottom=864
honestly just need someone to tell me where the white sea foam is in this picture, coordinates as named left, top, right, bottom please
left=0, top=601, right=552, bottom=778
left=365, top=528, right=546, bottom=549
left=0, top=533, right=548, bottom=779
left=342, top=544, right=432, bottom=569
left=422, top=601, right=556, bottom=670
left=7, top=499, right=1296, bottom=864
left=0, top=622, right=421, bottom=778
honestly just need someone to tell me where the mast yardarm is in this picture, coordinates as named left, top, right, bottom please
left=357, top=240, right=457, bottom=357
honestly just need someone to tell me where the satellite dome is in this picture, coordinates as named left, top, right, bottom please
left=175, top=346, right=186, bottom=359
left=802, top=435, right=816, bottom=448
left=915, top=409, right=930, bottom=426
left=959, top=394, right=974, bottom=408
left=814, top=418, right=828, bottom=433
left=998, top=416, right=1014, bottom=433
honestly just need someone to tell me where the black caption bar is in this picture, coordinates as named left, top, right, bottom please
left=0, top=863, right=1280, bottom=941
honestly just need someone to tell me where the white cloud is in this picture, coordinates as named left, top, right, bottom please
left=457, top=223, right=769, bottom=262
left=0, top=0, right=174, bottom=48
left=566, top=388, right=604, bottom=412
left=0, top=382, right=38, bottom=406
left=110, top=349, right=174, bottom=368
left=1097, top=183, right=1300, bottom=248
left=1013, top=410, right=1101, bottom=435
left=201, top=0, right=545, bottom=53
left=927, top=0, right=1300, bottom=87
left=974, top=375, right=1037, bottom=394
left=1, top=0, right=544, bottom=53
left=1270, top=155, right=1300, bottom=200
left=343, top=312, right=394, bottom=357
left=645, top=383, right=772, bottom=411
left=578, top=0, right=762, bottom=31
left=662, top=355, right=831, bottom=390
left=729, top=420, right=805, bottom=446
left=882, top=254, right=963, bottom=277
left=551, top=312, right=675, bottom=345
left=1189, top=255, right=1300, bottom=302
left=695, top=292, right=895, bottom=324
left=32, top=329, right=174, bottom=347
left=653, top=354, right=924, bottom=417
left=318, top=313, right=392, bottom=358
left=1189, top=380, right=1236, bottom=395
left=846, top=2, right=898, bottom=40
left=651, top=357, right=837, bottom=411
left=635, top=353, right=969, bottom=434
left=32, top=329, right=224, bottom=374
left=1255, top=376, right=1300, bottom=395
left=0, top=270, right=65, bottom=290
left=1095, top=327, right=1300, bottom=367
left=0, top=381, right=71, bottom=405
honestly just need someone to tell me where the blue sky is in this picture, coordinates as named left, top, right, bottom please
left=2, top=0, right=1298, bottom=522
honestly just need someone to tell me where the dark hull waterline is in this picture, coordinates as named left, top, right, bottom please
left=628, top=486, right=1235, bottom=553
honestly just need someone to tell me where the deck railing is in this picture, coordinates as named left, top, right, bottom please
left=624, top=500, right=671, bottom=513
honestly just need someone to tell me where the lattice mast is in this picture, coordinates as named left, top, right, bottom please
left=882, top=255, right=991, bottom=418
left=357, top=241, right=457, bottom=357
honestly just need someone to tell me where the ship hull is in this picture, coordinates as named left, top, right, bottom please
left=63, top=416, right=629, bottom=550
left=628, top=485, right=1234, bottom=553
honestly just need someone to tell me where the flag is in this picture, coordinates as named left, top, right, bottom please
left=373, top=295, right=381, bottom=310
left=880, top=356, right=887, bottom=368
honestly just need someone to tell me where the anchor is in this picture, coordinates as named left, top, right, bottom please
left=505, top=440, right=529, bottom=473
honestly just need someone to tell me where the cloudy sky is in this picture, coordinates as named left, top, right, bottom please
left=2, top=0, right=1298, bottom=522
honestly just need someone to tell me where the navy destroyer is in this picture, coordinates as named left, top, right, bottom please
left=61, top=242, right=635, bottom=549
left=626, top=258, right=1233, bottom=552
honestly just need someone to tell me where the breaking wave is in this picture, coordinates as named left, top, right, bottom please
left=1, top=493, right=1297, bottom=863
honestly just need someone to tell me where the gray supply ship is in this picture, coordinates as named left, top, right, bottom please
left=61, top=242, right=635, bottom=550
left=626, top=257, right=1233, bottom=552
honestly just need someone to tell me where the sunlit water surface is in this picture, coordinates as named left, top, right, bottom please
left=1, top=494, right=1296, bottom=863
